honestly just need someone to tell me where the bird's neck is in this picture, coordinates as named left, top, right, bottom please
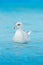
left=18, top=28, right=23, bottom=30
left=17, top=28, right=23, bottom=32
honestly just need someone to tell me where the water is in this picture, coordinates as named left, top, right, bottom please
left=0, top=0, right=43, bottom=65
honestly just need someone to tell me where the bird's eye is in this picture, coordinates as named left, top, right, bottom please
left=17, top=24, right=20, bottom=26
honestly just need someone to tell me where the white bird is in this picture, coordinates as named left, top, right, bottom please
left=13, top=22, right=31, bottom=43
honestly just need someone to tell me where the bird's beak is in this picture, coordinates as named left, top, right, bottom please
left=14, top=25, right=17, bottom=29
left=14, top=26, right=15, bottom=29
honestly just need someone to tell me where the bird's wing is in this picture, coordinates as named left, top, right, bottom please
left=27, top=31, right=32, bottom=35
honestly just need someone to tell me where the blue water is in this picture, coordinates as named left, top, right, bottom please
left=0, top=0, right=43, bottom=65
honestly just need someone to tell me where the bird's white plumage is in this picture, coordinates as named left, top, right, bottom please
left=13, top=22, right=31, bottom=43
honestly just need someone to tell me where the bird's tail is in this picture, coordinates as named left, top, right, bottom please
left=27, top=31, right=32, bottom=35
